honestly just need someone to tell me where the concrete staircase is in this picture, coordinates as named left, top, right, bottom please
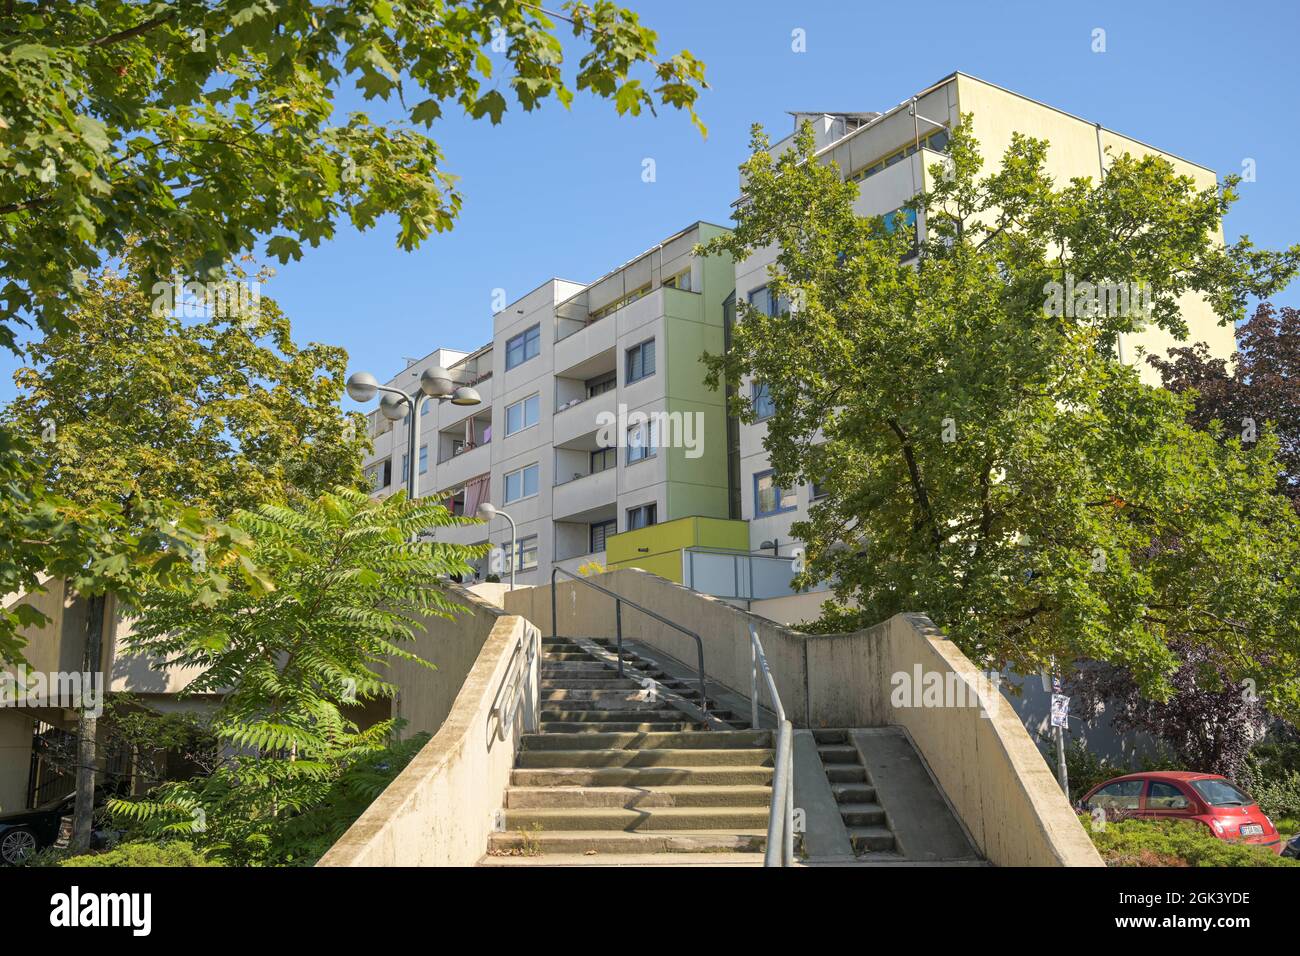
left=812, top=728, right=896, bottom=856
left=480, top=635, right=778, bottom=866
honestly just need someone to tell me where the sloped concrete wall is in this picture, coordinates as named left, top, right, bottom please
left=504, top=569, right=1101, bottom=867
left=318, top=611, right=538, bottom=867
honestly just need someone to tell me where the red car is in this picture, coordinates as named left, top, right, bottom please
left=1080, top=771, right=1282, bottom=854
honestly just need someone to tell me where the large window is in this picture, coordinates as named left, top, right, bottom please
left=754, top=470, right=797, bottom=516
left=590, top=446, right=617, bottom=474
left=505, top=393, right=540, bottom=435
left=883, top=206, right=920, bottom=259
left=514, top=535, right=539, bottom=571
left=505, top=324, right=540, bottom=370
left=586, top=372, right=616, bottom=398
left=504, top=463, right=539, bottom=503
left=626, top=338, right=655, bottom=383
left=1146, top=782, right=1191, bottom=811
left=626, top=418, right=659, bottom=464
left=365, top=459, right=392, bottom=491
left=747, top=285, right=790, bottom=318
left=847, top=126, right=950, bottom=183
left=751, top=381, right=775, bottom=420
left=419, top=444, right=428, bottom=474
left=626, top=503, right=657, bottom=530
left=590, top=519, right=617, bottom=553
left=662, top=268, right=692, bottom=292
left=1085, top=780, right=1143, bottom=812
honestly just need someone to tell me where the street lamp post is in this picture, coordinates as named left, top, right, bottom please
left=476, top=502, right=516, bottom=591
left=345, top=367, right=482, bottom=502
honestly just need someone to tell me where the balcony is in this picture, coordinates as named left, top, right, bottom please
left=554, top=310, right=617, bottom=376
left=552, top=467, right=616, bottom=521
left=553, top=386, right=618, bottom=448
left=554, top=550, right=607, bottom=577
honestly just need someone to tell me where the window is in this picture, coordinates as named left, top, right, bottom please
left=747, top=285, right=790, bottom=318
left=589, top=283, right=651, bottom=321
left=590, top=519, right=617, bottom=553
left=514, top=535, right=538, bottom=571
left=366, top=459, right=392, bottom=490
left=882, top=206, right=920, bottom=259
left=1085, top=780, right=1144, bottom=812
left=401, top=452, right=408, bottom=479
left=505, top=324, right=540, bottom=370
left=590, top=447, right=617, bottom=474
left=506, top=394, right=540, bottom=435
left=811, top=482, right=829, bottom=501
left=752, top=381, right=775, bottom=420
left=662, top=269, right=692, bottom=292
left=754, top=471, right=797, bottom=515
left=586, top=372, right=616, bottom=398
left=504, top=463, right=539, bottom=503
left=419, top=444, right=428, bottom=475
left=1146, top=782, right=1191, bottom=811
left=1189, top=779, right=1251, bottom=808
left=626, top=418, right=659, bottom=464
left=626, top=338, right=655, bottom=383
left=626, top=503, right=657, bottom=530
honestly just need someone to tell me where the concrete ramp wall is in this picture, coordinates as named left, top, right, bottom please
left=505, top=569, right=1101, bottom=867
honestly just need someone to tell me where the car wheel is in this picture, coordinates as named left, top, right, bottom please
left=0, top=827, right=39, bottom=865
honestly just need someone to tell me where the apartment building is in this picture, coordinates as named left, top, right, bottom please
left=736, top=72, right=1236, bottom=576
left=361, top=222, right=737, bottom=587
left=361, top=72, right=1237, bottom=620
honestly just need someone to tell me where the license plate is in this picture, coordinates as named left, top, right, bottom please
left=1240, top=824, right=1263, bottom=836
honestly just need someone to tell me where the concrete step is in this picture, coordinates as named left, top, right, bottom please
left=510, top=766, right=775, bottom=788
left=501, top=805, right=772, bottom=831
left=504, top=785, right=772, bottom=809
left=540, top=690, right=665, bottom=703
left=539, top=679, right=645, bottom=690
left=541, top=663, right=618, bottom=674
left=539, top=708, right=696, bottom=722
left=538, top=721, right=702, bottom=734
left=521, top=730, right=771, bottom=751
left=847, top=826, right=896, bottom=853
left=812, top=728, right=849, bottom=745
left=838, top=802, right=887, bottom=827
left=485, top=829, right=768, bottom=855
left=832, top=782, right=877, bottom=803
left=516, top=748, right=774, bottom=769
left=816, top=744, right=860, bottom=764
left=479, top=852, right=766, bottom=867
left=825, top=765, right=868, bottom=783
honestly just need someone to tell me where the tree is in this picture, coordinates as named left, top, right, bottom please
left=0, top=0, right=707, bottom=346
left=1149, top=302, right=1300, bottom=511
left=5, top=250, right=369, bottom=517
left=111, top=488, right=478, bottom=865
left=703, top=119, right=1300, bottom=721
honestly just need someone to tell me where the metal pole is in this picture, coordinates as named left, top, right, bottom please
left=407, top=391, right=420, bottom=500
left=751, top=637, right=759, bottom=730
left=1056, top=723, right=1069, bottom=797
left=550, top=569, right=558, bottom=640
left=614, top=599, right=624, bottom=678
left=784, top=725, right=795, bottom=865
left=502, top=511, right=517, bottom=591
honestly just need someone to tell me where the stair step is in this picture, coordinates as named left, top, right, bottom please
left=539, top=709, right=696, bottom=722
left=817, top=744, right=859, bottom=764
left=847, top=826, right=895, bottom=853
left=486, top=829, right=769, bottom=856
left=825, top=765, right=868, bottom=783
left=838, top=802, right=887, bottom=826
left=832, top=782, right=877, bottom=803
left=516, top=748, right=774, bottom=769
left=479, top=852, right=766, bottom=867
left=505, top=785, right=772, bottom=809
left=501, top=806, right=772, bottom=831
left=521, top=730, right=770, bottom=751
left=510, top=766, right=775, bottom=787
left=812, top=729, right=848, bottom=744
left=538, top=722, right=702, bottom=734
left=540, top=690, right=667, bottom=703
left=540, top=679, right=645, bottom=690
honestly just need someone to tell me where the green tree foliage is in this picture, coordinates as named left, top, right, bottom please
left=5, top=250, right=368, bottom=517
left=703, top=119, right=1300, bottom=721
left=0, top=0, right=708, bottom=346
left=110, top=488, right=478, bottom=865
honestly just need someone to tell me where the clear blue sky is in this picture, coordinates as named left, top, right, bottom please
left=4, top=0, right=1298, bottom=403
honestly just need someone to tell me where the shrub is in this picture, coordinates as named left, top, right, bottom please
left=53, top=842, right=219, bottom=867
left=1243, top=740, right=1300, bottom=820
left=1084, top=817, right=1297, bottom=867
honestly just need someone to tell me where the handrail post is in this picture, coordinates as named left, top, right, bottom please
left=783, top=724, right=795, bottom=865
left=550, top=568, right=558, bottom=640
left=750, top=637, right=759, bottom=730
left=615, top=599, right=624, bottom=678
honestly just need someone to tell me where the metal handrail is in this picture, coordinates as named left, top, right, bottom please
left=751, top=624, right=795, bottom=867
left=550, top=567, right=708, bottom=717
left=488, top=624, right=539, bottom=746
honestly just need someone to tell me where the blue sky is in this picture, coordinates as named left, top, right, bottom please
left=4, top=0, right=1298, bottom=403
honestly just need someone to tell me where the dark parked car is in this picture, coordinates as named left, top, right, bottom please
left=0, top=788, right=123, bottom=865
left=1283, top=833, right=1300, bottom=860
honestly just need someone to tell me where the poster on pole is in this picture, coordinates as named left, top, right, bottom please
left=1050, top=693, right=1070, bottom=729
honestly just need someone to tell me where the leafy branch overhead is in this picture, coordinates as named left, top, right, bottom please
left=0, top=0, right=708, bottom=347
left=703, top=118, right=1300, bottom=721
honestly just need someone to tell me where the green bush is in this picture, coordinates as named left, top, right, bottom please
left=1084, top=817, right=1297, bottom=867
left=1243, top=741, right=1300, bottom=820
left=54, top=841, right=219, bottom=867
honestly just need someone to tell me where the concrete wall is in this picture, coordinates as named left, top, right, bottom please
left=504, top=568, right=1101, bottom=867
left=317, top=612, right=538, bottom=867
